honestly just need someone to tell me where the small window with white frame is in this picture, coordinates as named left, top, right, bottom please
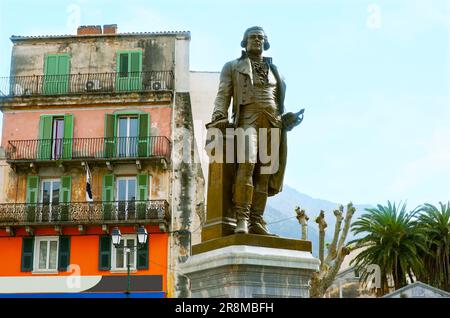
left=111, top=235, right=137, bottom=271
left=34, top=236, right=59, bottom=272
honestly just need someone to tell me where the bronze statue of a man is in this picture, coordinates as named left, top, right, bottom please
left=207, top=26, right=304, bottom=235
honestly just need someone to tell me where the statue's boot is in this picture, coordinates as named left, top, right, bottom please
left=249, top=190, right=277, bottom=236
left=233, top=184, right=253, bottom=234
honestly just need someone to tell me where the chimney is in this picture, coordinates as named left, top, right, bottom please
left=103, top=24, right=118, bottom=35
left=77, top=25, right=102, bottom=35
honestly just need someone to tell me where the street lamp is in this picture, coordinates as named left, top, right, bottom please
left=111, top=226, right=148, bottom=297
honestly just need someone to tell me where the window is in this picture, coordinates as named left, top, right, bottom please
left=111, top=235, right=137, bottom=271
left=40, top=178, right=60, bottom=222
left=102, top=174, right=149, bottom=221
left=104, top=112, right=150, bottom=158
left=38, top=114, right=73, bottom=160
left=26, top=176, right=71, bottom=222
left=21, top=237, right=70, bottom=273
left=98, top=235, right=148, bottom=271
left=52, top=118, right=64, bottom=159
left=34, top=236, right=59, bottom=272
left=116, top=176, right=136, bottom=220
left=117, top=116, right=138, bottom=157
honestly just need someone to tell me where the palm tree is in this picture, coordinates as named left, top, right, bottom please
left=349, top=201, right=427, bottom=295
left=417, top=202, right=450, bottom=291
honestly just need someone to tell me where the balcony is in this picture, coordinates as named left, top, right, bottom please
left=0, top=71, right=174, bottom=97
left=6, top=136, right=171, bottom=166
left=0, top=200, right=170, bottom=228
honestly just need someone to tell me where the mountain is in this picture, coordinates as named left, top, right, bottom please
left=265, top=184, right=373, bottom=256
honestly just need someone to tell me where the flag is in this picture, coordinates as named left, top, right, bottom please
left=85, top=163, right=93, bottom=202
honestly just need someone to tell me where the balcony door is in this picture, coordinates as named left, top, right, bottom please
left=116, top=51, right=142, bottom=92
left=116, top=177, right=136, bottom=220
left=38, top=114, right=73, bottom=160
left=43, top=54, right=70, bottom=95
left=40, top=179, right=60, bottom=222
left=117, top=116, right=138, bottom=157
left=52, top=118, right=64, bottom=159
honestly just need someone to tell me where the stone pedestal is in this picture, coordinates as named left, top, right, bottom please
left=181, top=234, right=320, bottom=298
left=202, top=130, right=236, bottom=242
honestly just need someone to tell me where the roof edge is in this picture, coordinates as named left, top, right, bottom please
left=10, top=31, right=191, bottom=42
left=382, top=281, right=450, bottom=298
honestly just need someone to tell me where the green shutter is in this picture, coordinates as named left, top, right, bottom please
left=44, top=54, right=70, bottom=94
left=38, top=115, right=53, bottom=160
left=138, top=113, right=150, bottom=157
left=137, top=174, right=148, bottom=201
left=130, top=51, right=142, bottom=90
left=137, top=239, right=149, bottom=270
left=102, top=174, right=115, bottom=220
left=137, top=174, right=148, bottom=219
left=102, top=174, right=114, bottom=201
left=58, top=55, right=70, bottom=74
left=21, top=237, right=35, bottom=272
left=60, top=176, right=72, bottom=203
left=130, top=52, right=141, bottom=73
left=26, top=176, right=39, bottom=222
left=98, top=236, right=111, bottom=270
left=62, top=114, right=73, bottom=159
left=45, top=55, right=58, bottom=75
left=59, top=176, right=71, bottom=221
left=26, top=176, right=39, bottom=204
left=58, top=236, right=71, bottom=271
left=104, top=114, right=116, bottom=158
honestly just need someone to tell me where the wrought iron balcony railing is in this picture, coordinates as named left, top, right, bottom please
left=6, top=136, right=171, bottom=162
left=0, top=200, right=170, bottom=226
left=0, top=71, right=174, bottom=97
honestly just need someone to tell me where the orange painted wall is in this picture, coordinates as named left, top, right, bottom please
left=0, top=225, right=168, bottom=292
left=1, top=106, right=172, bottom=147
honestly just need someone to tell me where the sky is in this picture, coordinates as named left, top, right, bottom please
left=0, top=0, right=449, bottom=209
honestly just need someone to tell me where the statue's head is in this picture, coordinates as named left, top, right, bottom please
left=241, top=26, right=270, bottom=53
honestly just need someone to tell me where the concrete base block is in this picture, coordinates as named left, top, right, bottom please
left=180, top=245, right=320, bottom=298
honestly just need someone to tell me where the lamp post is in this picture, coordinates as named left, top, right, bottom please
left=111, top=226, right=148, bottom=297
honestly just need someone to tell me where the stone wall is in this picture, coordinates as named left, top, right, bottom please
left=10, top=35, right=178, bottom=76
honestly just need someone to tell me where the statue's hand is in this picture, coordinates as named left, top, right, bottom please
left=282, top=109, right=305, bottom=131
left=206, top=118, right=229, bottom=130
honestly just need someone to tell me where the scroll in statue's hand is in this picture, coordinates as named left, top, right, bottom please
left=282, top=109, right=305, bottom=131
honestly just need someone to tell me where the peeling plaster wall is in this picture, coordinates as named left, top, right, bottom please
left=11, top=36, right=176, bottom=76
left=169, top=92, right=205, bottom=298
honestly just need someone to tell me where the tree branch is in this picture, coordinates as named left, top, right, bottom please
left=324, top=205, right=344, bottom=265
left=336, top=202, right=356, bottom=252
left=295, top=206, right=309, bottom=240
left=315, top=210, right=327, bottom=271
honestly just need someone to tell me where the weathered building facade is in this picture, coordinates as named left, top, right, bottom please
left=0, top=25, right=204, bottom=297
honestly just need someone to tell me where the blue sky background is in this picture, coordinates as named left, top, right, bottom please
left=0, top=0, right=448, bottom=209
